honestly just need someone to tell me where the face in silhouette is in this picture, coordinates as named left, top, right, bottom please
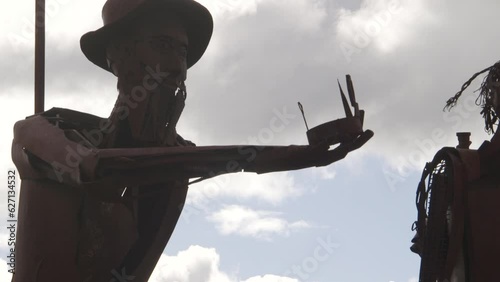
left=135, top=16, right=189, bottom=87
left=107, top=13, right=189, bottom=89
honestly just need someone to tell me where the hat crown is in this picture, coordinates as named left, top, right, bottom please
left=81, top=0, right=213, bottom=72
left=102, top=0, right=147, bottom=25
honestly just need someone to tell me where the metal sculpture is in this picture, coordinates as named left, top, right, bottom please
left=12, top=0, right=373, bottom=281
left=411, top=61, right=500, bottom=282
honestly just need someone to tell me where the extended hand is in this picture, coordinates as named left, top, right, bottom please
left=310, top=129, right=374, bottom=167
left=292, top=74, right=373, bottom=168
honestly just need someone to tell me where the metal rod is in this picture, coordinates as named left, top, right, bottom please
left=298, top=102, right=309, bottom=131
left=338, top=80, right=353, bottom=118
left=346, top=75, right=360, bottom=116
left=35, top=0, right=45, bottom=114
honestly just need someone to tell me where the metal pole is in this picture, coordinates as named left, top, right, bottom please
left=35, top=0, right=45, bottom=114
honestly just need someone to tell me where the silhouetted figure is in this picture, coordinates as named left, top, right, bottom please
left=12, top=0, right=372, bottom=281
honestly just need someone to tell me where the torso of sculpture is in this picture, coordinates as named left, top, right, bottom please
left=11, top=0, right=373, bottom=281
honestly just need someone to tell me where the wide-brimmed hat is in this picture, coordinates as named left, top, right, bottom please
left=80, top=0, right=213, bottom=72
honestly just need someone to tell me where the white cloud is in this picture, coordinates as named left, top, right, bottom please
left=0, top=258, right=13, bottom=282
left=331, top=0, right=498, bottom=175
left=265, top=0, right=327, bottom=33
left=242, top=275, right=299, bottom=282
left=312, top=166, right=337, bottom=180
left=2, top=0, right=105, bottom=52
left=150, top=245, right=234, bottom=282
left=336, top=0, right=435, bottom=54
left=197, top=0, right=326, bottom=33
left=188, top=172, right=302, bottom=207
left=150, top=245, right=299, bottom=282
left=0, top=233, right=11, bottom=256
left=207, top=205, right=311, bottom=240
left=197, top=0, right=262, bottom=19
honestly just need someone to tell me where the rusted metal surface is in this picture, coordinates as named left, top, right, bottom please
left=12, top=0, right=373, bottom=281
left=465, top=175, right=500, bottom=281
left=410, top=147, right=467, bottom=281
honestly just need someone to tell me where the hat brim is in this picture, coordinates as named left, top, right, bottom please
left=80, top=0, right=213, bottom=72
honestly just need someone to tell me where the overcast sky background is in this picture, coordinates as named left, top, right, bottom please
left=1, top=0, right=500, bottom=281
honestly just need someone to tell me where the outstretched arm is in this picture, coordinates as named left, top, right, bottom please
left=95, top=130, right=373, bottom=181
left=13, top=113, right=372, bottom=189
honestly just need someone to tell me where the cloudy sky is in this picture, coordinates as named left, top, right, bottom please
left=1, top=0, right=500, bottom=281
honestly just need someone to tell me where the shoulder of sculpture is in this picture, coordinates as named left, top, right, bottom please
left=12, top=108, right=101, bottom=185
left=13, top=112, right=49, bottom=139
left=40, top=107, right=103, bottom=119
left=41, top=107, right=105, bottom=128
left=14, top=107, right=106, bottom=133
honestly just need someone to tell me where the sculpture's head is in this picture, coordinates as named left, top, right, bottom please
left=80, top=0, right=213, bottom=87
left=105, top=11, right=190, bottom=88
left=477, top=62, right=500, bottom=132
left=446, top=61, right=500, bottom=133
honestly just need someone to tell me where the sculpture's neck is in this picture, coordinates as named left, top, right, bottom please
left=104, top=79, right=179, bottom=148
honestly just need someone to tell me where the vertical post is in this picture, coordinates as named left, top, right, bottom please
left=35, top=0, right=45, bottom=114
